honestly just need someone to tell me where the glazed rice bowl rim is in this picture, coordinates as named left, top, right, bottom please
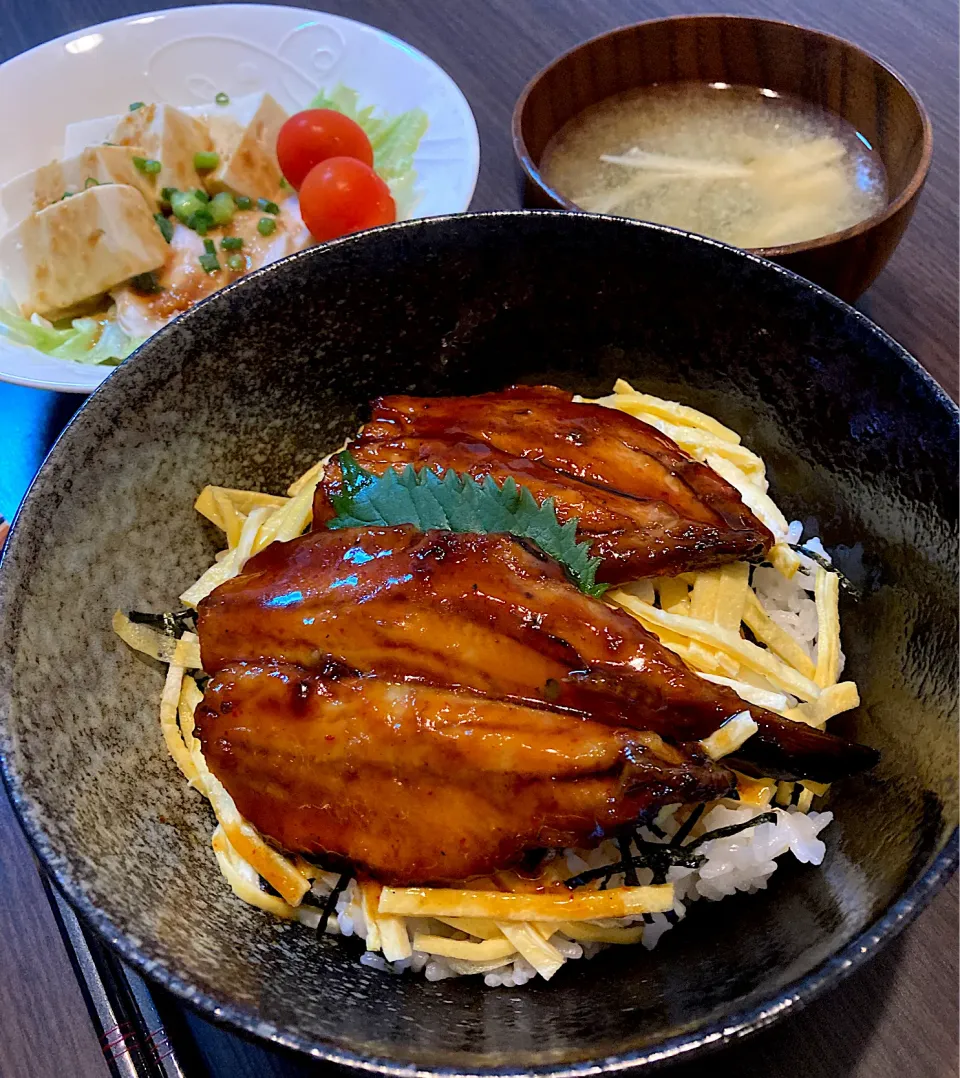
left=0, top=210, right=956, bottom=1073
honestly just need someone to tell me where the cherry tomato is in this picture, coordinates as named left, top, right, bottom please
left=276, top=109, right=374, bottom=189
left=298, top=157, right=396, bottom=242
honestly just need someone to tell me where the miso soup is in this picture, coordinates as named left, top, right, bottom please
left=540, top=83, right=887, bottom=248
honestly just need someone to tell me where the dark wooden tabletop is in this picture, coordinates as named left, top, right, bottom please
left=0, top=1, right=956, bottom=1076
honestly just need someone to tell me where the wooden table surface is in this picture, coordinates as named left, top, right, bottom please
left=0, top=1, right=956, bottom=1076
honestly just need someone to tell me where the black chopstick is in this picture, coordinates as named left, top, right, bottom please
left=43, top=877, right=184, bottom=1078
left=119, top=963, right=186, bottom=1078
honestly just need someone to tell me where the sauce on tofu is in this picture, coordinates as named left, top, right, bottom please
left=0, top=92, right=312, bottom=332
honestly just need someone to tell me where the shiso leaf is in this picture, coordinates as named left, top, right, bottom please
left=326, top=452, right=607, bottom=598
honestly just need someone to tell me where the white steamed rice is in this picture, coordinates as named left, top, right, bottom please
left=309, top=803, right=831, bottom=986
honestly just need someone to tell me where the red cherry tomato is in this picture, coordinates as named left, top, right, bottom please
left=276, top=109, right=374, bottom=189
left=298, top=157, right=396, bottom=242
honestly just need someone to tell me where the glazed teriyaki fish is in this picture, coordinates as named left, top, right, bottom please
left=315, top=385, right=774, bottom=582
left=196, top=661, right=736, bottom=883
left=198, top=527, right=876, bottom=786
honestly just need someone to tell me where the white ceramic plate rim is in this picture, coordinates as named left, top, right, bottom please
left=0, top=4, right=480, bottom=393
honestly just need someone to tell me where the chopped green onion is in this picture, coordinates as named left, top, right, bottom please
left=60, top=191, right=73, bottom=200
left=279, top=176, right=292, bottom=192
left=132, top=157, right=162, bottom=175
left=194, top=188, right=210, bottom=204
left=186, top=209, right=215, bottom=235
left=226, top=253, right=246, bottom=272
left=209, top=191, right=236, bottom=225
left=130, top=270, right=162, bottom=293
left=84, top=177, right=99, bottom=188
left=154, top=213, right=174, bottom=243
left=257, top=216, right=277, bottom=237
left=220, top=236, right=243, bottom=251
left=203, top=238, right=216, bottom=255
left=234, top=195, right=252, bottom=211
left=160, top=186, right=177, bottom=203
left=170, top=189, right=204, bottom=223
left=194, top=150, right=220, bottom=171
left=257, top=197, right=280, bottom=214
left=198, top=251, right=220, bottom=273
left=129, top=101, right=145, bottom=111
left=215, top=91, right=230, bottom=106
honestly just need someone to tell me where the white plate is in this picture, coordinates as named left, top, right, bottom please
left=0, top=5, right=480, bottom=393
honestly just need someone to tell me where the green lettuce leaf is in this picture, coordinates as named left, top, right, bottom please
left=0, top=306, right=140, bottom=366
left=308, top=84, right=428, bottom=218
left=326, top=452, right=607, bottom=598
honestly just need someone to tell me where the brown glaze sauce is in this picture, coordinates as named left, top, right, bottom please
left=192, top=389, right=878, bottom=884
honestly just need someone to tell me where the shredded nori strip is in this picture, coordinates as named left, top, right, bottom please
left=565, top=842, right=703, bottom=889
left=565, top=810, right=779, bottom=889
left=645, top=844, right=702, bottom=886
left=788, top=544, right=862, bottom=599
left=318, top=869, right=353, bottom=937
left=644, top=817, right=668, bottom=840
left=617, top=833, right=640, bottom=886
left=128, top=608, right=197, bottom=639
left=683, top=811, right=777, bottom=851
left=670, top=803, right=705, bottom=848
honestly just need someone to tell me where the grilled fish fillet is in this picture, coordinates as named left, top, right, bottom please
left=312, top=385, right=773, bottom=582
left=315, top=435, right=763, bottom=582
left=197, top=526, right=878, bottom=782
left=195, top=662, right=736, bottom=883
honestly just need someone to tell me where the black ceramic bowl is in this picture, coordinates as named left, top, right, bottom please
left=0, top=212, right=956, bottom=1074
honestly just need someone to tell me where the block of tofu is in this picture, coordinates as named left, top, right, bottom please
left=0, top=184, right=169, bottom=318
left=204, top=93, right=288, bottom=202
left=0, top=146, right=160, bottom=227
left=110, top=103, right=212, bottom=194
left=63, top=114, right=123, bottom=158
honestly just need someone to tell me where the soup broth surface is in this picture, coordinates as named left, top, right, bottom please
left=540, top=83, right=887, bottom=248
